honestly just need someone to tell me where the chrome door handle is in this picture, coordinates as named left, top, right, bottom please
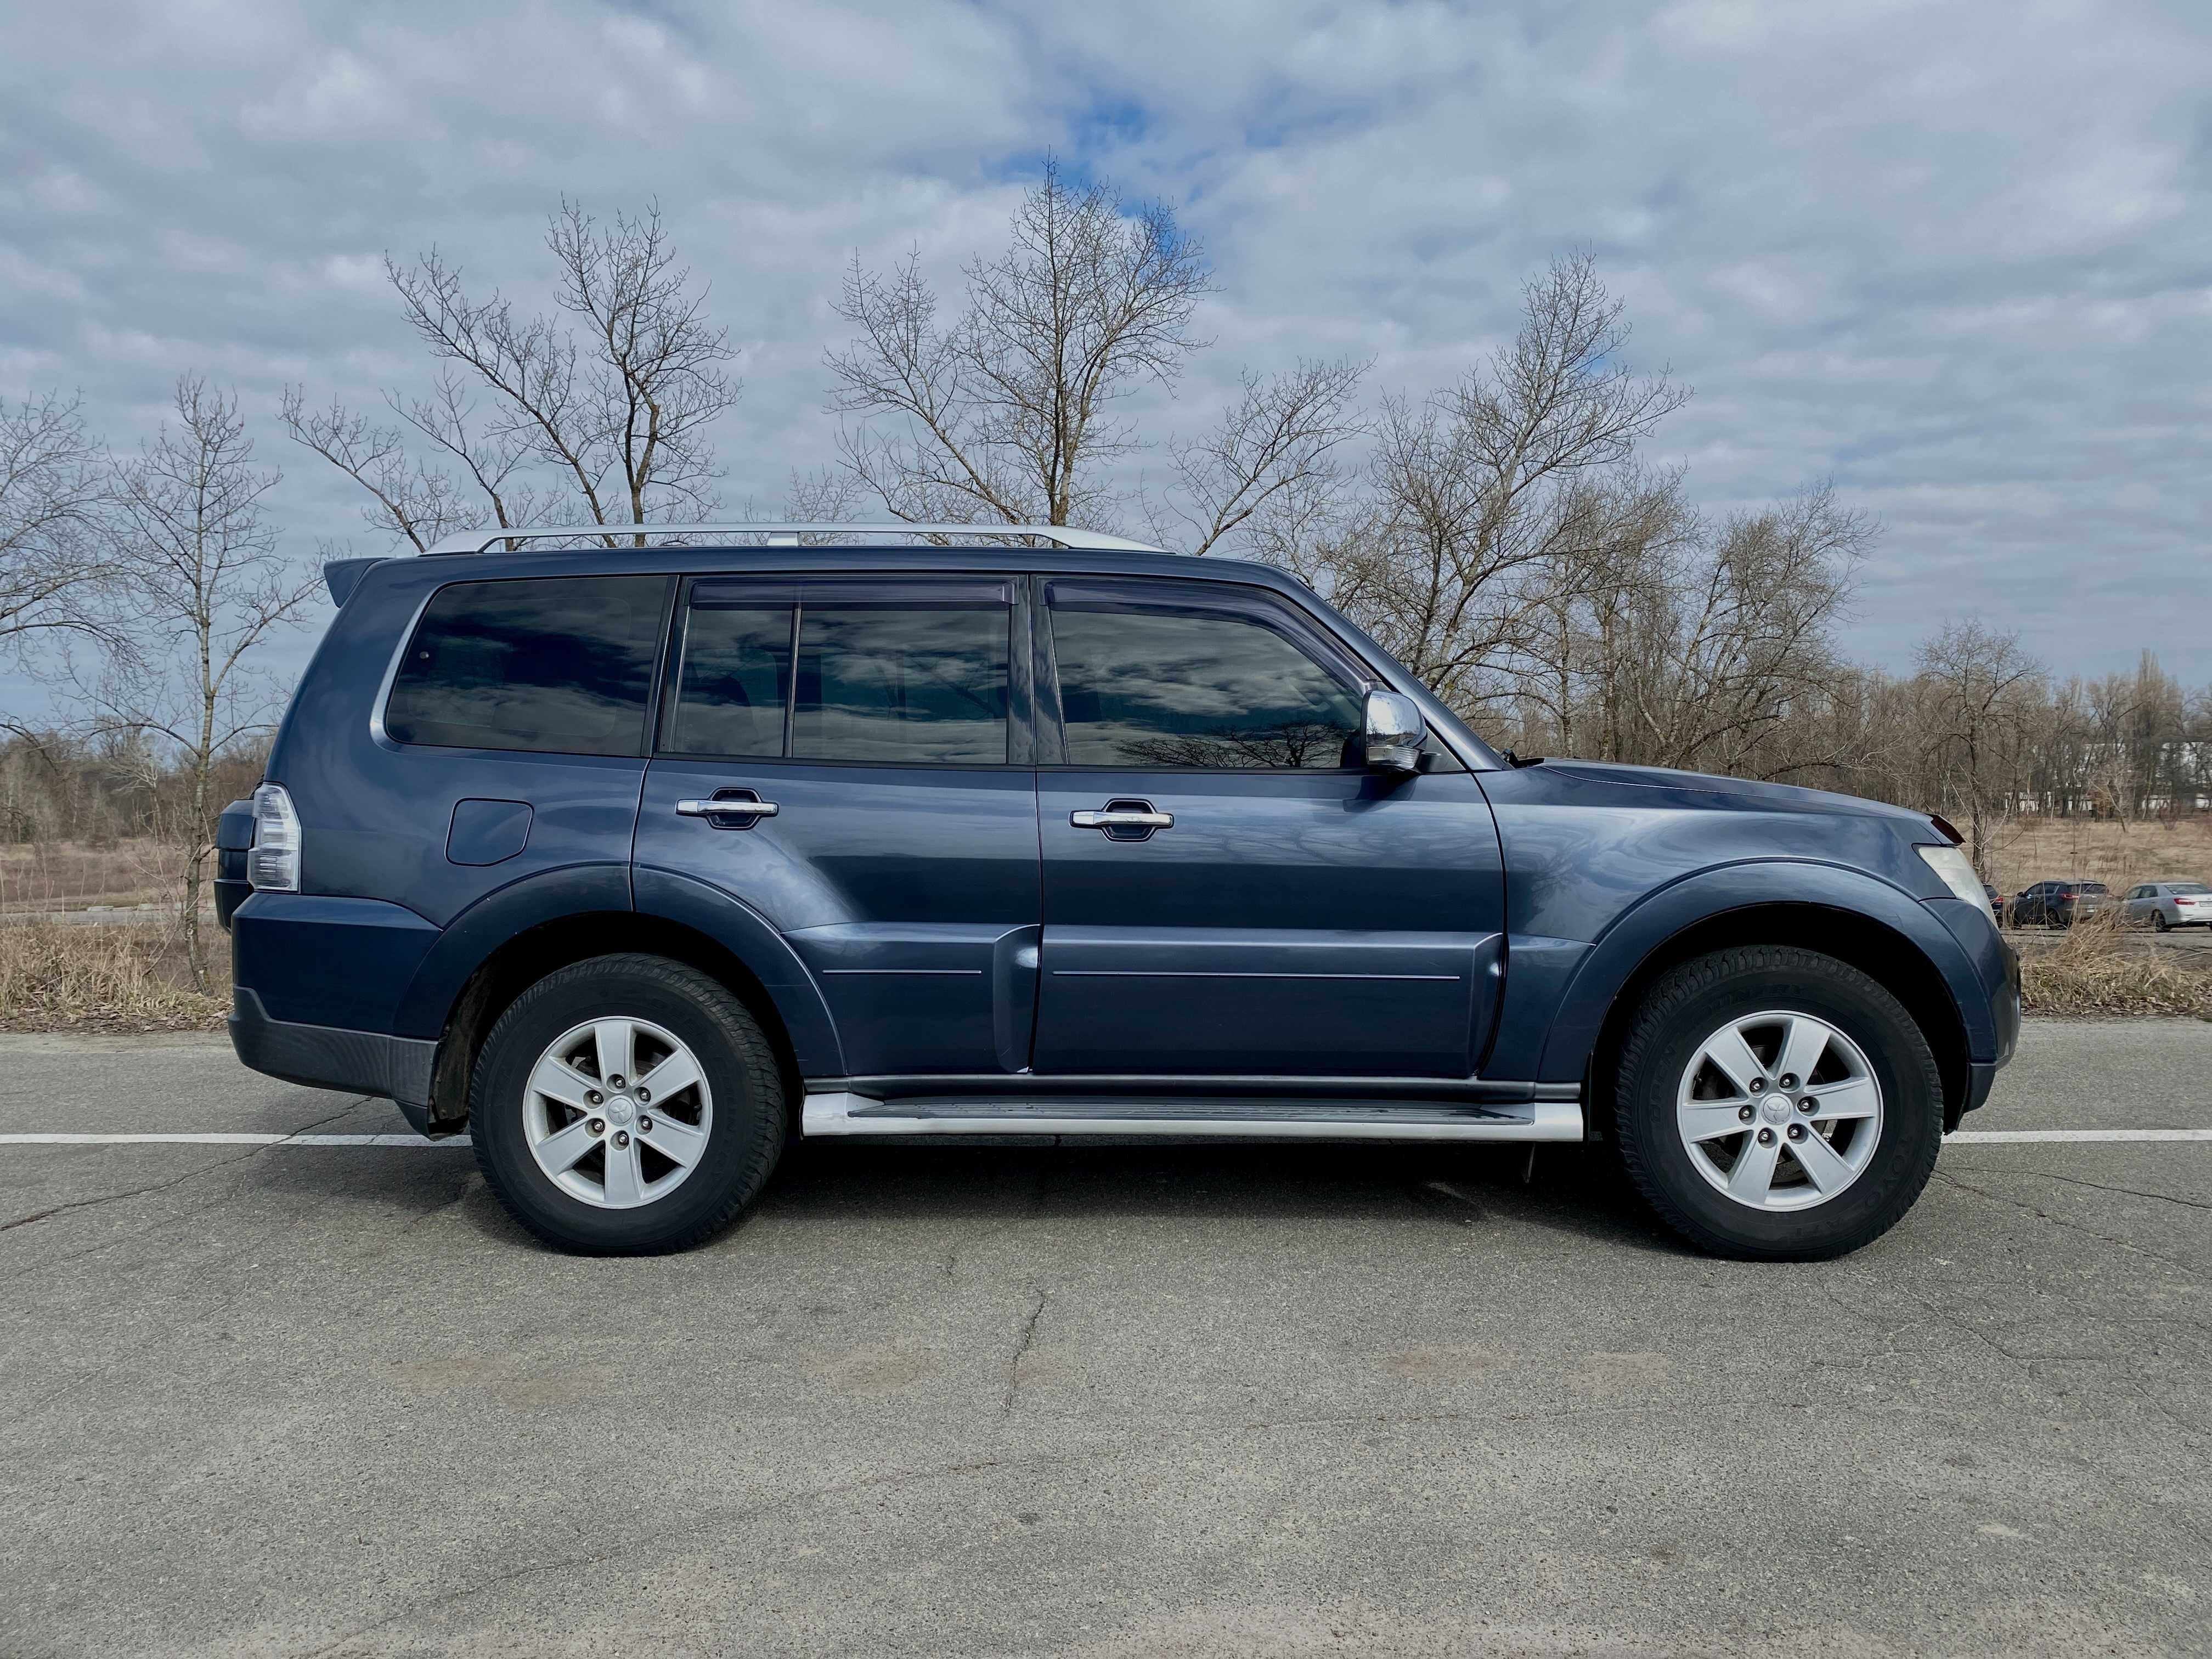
left=676, top=794, right=779, bottom=826
left=1071, top=798, right=1174, bottom=848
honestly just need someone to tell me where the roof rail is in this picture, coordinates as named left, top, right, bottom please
left=421, top=522, right=1165, bottom=556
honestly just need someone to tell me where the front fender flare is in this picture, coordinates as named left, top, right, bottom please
left=1533, top=859, right=1994, bottom=1086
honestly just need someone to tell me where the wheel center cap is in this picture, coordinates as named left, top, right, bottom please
left=606, top=1097, right=635, bottom=1126
left=1760, top=1096, right=1792, bottom=1125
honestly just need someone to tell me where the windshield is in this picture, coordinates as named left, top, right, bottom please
left=2076, top=883, right=2109, bottom=894
left=2170, top=882, right=2210, bottom=895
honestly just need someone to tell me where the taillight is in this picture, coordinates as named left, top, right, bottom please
left=247, top=783, right=301, bottom=891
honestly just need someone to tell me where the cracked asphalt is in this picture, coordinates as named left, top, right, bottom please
left=3, top=1020, right=2209, bottom=1657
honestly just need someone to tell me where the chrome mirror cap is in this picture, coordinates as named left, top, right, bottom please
left=1363, top=690, right=1426, bottom=774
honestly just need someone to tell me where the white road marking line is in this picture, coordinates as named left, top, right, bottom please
left=1948, top=1128, right=2212, bottom=1143
left=0, top=1132, right=467, bottom=1147
left=1, top=1128, right=2206, bottom=1148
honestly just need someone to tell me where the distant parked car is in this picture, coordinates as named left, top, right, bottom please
left=1982, top=883, right=2002, bottom=925
left=2010, top=880, right=2112, bottom=928
left=2121, top=881, right=2212, bottom=932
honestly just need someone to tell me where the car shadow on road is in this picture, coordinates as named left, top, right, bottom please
left=750, top=1139, right=1679, bottom=1255
left=234, top=1133, right=1679, bottom=1257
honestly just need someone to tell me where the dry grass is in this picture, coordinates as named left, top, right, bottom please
left=0, top=919, right=228, bottom=1032
left=2017, top=912, right=2212, bottom=1019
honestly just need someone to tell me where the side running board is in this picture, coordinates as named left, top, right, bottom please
left=801, top=1091, right=1584, bottom=1143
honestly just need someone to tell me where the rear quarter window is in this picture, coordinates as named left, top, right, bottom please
left=383, top=575, right=669, bottom=755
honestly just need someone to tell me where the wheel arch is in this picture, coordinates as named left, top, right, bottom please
left=1543, top=866, right=1985, bottom=1138
left=419, top=906, right=834, bottom=1135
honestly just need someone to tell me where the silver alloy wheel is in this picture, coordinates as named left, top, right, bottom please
left=523, top=1017, right=714, bottom=1209
left=1675, top=1009, right=1883, bottom=1212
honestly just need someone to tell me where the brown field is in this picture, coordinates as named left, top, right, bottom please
left=0, top=838, right=182, bottom=913
left=1977, top=812, right=2212, bottom=899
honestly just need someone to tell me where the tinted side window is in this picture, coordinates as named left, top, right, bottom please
left=667, top=578, right=1011, bottom=766
left=794, top=605, right=1008, bottom=764
left=384, top=575, right=667, bottom=755
left=1049, top=596, right=1362, bottom=770
left=667, top=601, right=793, bottom=759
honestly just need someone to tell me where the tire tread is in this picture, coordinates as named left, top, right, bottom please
left=1612, top=944, right=1943, bottom=1261
left=469, top=952, right=785, bottom=1254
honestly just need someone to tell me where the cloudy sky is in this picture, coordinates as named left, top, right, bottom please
left=3, top=0, right=2208, bottom=709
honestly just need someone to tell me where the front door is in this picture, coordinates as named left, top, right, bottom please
left=634, top=573, right=1040, bottom=1080
left=1031, top=577, right=1505, bottom=1079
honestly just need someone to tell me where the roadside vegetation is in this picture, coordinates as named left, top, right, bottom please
left=0, top=917, right=227, bottom=1032
left=2016, top=913, right=2212, bottom=1018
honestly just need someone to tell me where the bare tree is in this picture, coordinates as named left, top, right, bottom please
left=99, top=379, right=319, bottom=988
left=286, top=199, right=738, bottom=549
left=1917, top=619, right=2041, bottom=875
left=1146, top=359, right=1370, bottom=556
left=1291, top=256, right=1689, bottom=712
left=812, top=159, right=1212, bottom=528
left=1612, top=487, right=1875, bottom=777
left=1, top=392, right=118, bottom=698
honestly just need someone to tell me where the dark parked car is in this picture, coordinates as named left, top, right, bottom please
left=220, top=523, right=2018, bottom=1262
left=2009, top=880, right=2111, bottom=928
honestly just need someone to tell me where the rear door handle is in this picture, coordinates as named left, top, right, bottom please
left=676, top=791, right=779, bottom=829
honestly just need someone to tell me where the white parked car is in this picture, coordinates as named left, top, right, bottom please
left=2121, top=881, right=2212, bottom=931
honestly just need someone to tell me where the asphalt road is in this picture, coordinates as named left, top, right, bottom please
left=3, top=1022, right=2208, bottom=1657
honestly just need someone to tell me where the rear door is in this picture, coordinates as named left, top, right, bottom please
left=1030, top=575, right=1505, bottom=1079
left=634, top=573, right=1040, bottom=1081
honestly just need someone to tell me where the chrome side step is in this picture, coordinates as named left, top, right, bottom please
left=801, top=1091, right=1584, bottom=1143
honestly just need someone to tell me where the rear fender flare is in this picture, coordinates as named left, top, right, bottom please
left=394, top=864, right=630, bottom=1039
left=631, top=866, right=844, bottom=1079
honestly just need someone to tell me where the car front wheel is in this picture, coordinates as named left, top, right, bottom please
left=470, top=953, right=786, bottom=1254
left=1611, top=945, right=1943, bottom=1261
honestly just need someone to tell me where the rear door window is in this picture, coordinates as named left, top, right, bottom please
left=667, top=577, right=1012, bottom=765
left=383, top=575, right=668, bottom=755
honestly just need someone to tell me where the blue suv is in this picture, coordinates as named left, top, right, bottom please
left=219, top=524, right=2018, bottom=1260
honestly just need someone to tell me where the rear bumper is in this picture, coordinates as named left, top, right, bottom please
left=229, top=986, right=435, bottom=1107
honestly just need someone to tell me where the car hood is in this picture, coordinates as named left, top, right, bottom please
left=1531, top=759, right=1936, bottom=827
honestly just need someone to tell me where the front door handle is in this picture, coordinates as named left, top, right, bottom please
left=676, top=790, right=779, bottom=830
left=1071, top=799, right=1172, bottom=842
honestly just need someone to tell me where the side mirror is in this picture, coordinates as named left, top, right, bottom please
left=1362, top=689, right=1426, bottom=774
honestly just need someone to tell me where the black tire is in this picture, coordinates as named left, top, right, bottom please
left=2153, top=911, right=2169, bottom=933
left=1611, top=945, right=1943, bottom=1262
left=470, top=953, right=786, bottom=1254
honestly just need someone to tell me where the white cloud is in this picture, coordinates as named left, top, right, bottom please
left=0, top=0, right=2206, bottom=708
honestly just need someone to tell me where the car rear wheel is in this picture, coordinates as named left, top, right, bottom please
left=470, top=953, right=786, bottom=1254
left=2153, top=911, right=2170, bottom=933
left=1611, top=945, right=1943, bottom=1261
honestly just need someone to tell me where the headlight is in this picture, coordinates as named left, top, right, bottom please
left=1916, top=843, right=1988, bottom=911
left=247, top=782, right=301, bottom=891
